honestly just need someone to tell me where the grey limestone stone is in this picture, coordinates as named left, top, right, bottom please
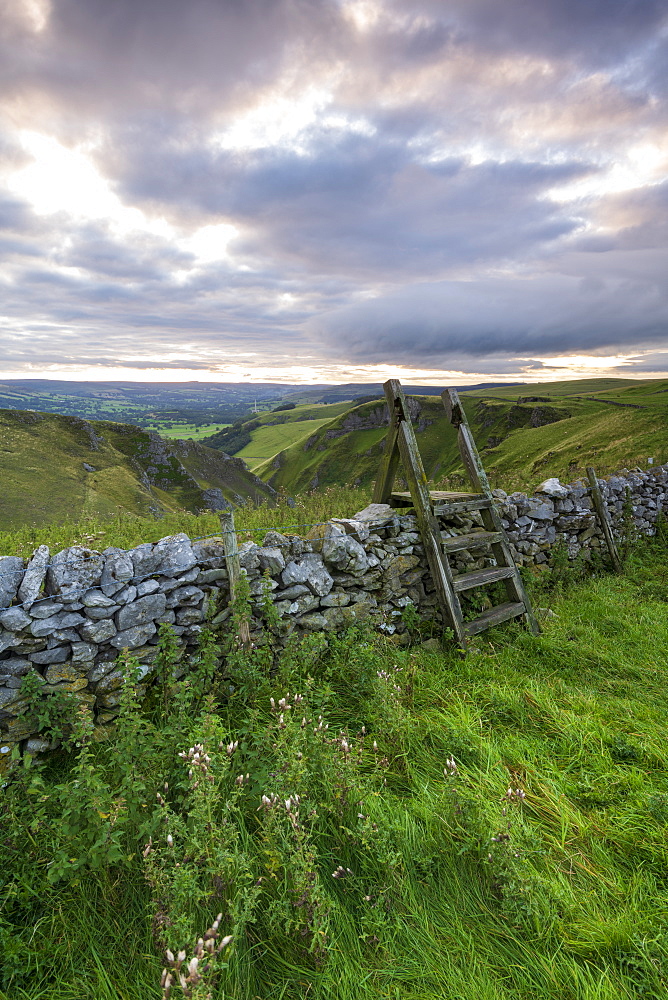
left=0, top=556, right=25, bottom=610
left=353, top=503, right=394, bottom=526
left=176, top=607, right=204, bottom=625
left=115, top=584, right=138, bottom=604
left=101, top=548, right=134, bottom=595
left=159, top=569, right=199, bottom=592
left=133, top=534, right=196, bottom=579
left=197, top=568, right=228, bottom=584
left=110, top=623, right=157, bottom=649
left=47, top=547, right=103, bottom=602
left=276, top=583, right=309, bottom=601
left=156, top=609, right=176, bottom=625
left=71, top=641, right=98, bottom=662
left=287, top=594, right=321, bottom=615
left=238, top=542, right=260, bottom=574
left=79, top=618, right=117, bottom=643
left=116, top=593, right=167, bottom=631
left=82, top=589, right=117, bottom=608
left=0, top=607, right=31, bottom=632
left=48, top=629, right=80, bottom=643
left=192, top=538, right=227, bottom=567
left=164, top=585, right=203, bottom=608
left=29, top=599, right=64, bottom=619
left=281, top=553, right=333, bottom=597
left=17, top=545, right=49, bottom=606
left=320, top=592, right=350, bottom=607
left=331, top=517, right=371, bottom=543
left=31, top=646, right=71, bottom=665
left=153, top=533, right=197, bottom=577
left=87, top=660, right=117, bottom=683
left=136, top=579, right=160, bottom=596
left=85, top=605, right=121, bottom=621
left=256, top=546, right=286, bottom=574
left=0, top=656, right=32, bottom=676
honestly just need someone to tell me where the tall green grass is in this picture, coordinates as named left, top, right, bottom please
left=2, top=533, right=668, bottom=999
left=0, top=485, right=370, bottom=558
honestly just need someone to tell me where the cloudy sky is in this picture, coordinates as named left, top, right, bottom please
left=1, top=0, right=667, bottom=385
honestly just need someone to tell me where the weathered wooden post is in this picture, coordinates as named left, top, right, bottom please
left=586, top=467, right=623, bottom=573
left=219, top=509, right=252, bottom=649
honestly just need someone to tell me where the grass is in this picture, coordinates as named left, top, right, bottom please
left=146, top=423, right=231, bottom=439
left=235, top=417, right=337, bottom=470
left=2, top=530, right=668, bottom=999
left=0, top=485, right=370, bottom=557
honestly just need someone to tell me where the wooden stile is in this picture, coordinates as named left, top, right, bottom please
left=586, top=467, right=623, bottom=573
left=373, top=379, right=540, bottom=648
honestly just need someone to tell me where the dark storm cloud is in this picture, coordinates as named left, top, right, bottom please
left=386, top=0, right=668, bottom=67
left=311, top=267, right=668, bottom=362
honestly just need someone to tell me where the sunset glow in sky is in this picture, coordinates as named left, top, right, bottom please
left=0, top=0, right=667, bottom=385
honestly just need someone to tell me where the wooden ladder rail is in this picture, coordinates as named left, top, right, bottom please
left=441, top=388, right=540, bottom=636
left=374, top=379, right=468, bottom=646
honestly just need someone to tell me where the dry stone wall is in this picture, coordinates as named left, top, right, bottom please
left=0, top=464, right=666, bottom=759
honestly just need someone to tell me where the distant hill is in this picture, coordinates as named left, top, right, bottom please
left=0, top=378, right=524, bottom=424
left=280, top=381, right=524, bottom=404
left=239, top=379, right=668, bottom=495
left=0, top=410, right=276, bottom=529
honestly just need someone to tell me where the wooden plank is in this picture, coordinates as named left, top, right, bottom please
left=432, top=498, right=493, bottom=515
left=453, top=566, right=515, bottom=592
left=441, top=387, right=492, bottom=494
left=219, top=509, right=251, bottom=650
left=586, top=467, right=623, bottom=573
left=443, top=531, right=504, bottom=552
left=372, top=394, right=402, bottom=503
left=391, top=490, right=483, bottom=502
left=465, top=602, right=526, bottom=636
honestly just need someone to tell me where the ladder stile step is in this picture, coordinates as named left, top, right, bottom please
left=465, top=602, right=526, bottom=636
left=453, top=566, right=515, bottom=592
left=432, top=498, right=493, bottom=515
left=443, top=531, right=503, bottom=552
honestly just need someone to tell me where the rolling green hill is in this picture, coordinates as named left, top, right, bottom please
left=201, top=401, right=353, bottom=471
left=0, top=410, right=275, bottom=529
left=251, top=379, right=668, bottom=494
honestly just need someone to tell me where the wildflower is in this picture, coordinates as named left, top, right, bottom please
left=332, top=866, right=353, bottom=878
left=167, top=833, right=173, bottom=847
left=444, top=756, right=458, bottom=777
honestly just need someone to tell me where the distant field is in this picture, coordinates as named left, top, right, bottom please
left=235, top=416, right=334, bottom=470
left=145, top=422, right=230, bottom=439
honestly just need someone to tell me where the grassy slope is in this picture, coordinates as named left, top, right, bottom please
left=0, top=410, right=166, bottom=529
left=2, top=534, right=668, bottom=999
left=0, top=411, right=275, bottom=530
left=202, top=402, right=354, bottom=468
left=235, top=417, right=336, bottom=471
left=256, top=379, right=668, bottom=494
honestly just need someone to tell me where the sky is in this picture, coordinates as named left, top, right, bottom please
left=0, top=0, right=667, bottom=386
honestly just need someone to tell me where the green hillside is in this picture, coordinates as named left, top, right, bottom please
left=0, top=410, right=275, bottom=530
left=201, top=402, right=353, bottom=471
left=253, top=379, right=668, bottom=494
